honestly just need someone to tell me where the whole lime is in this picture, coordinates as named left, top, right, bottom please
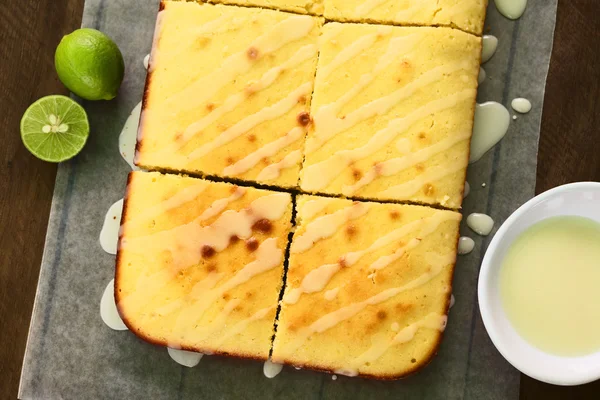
left=55, top=28, right=125, bottom=101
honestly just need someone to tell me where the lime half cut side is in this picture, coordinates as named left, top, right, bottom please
left=20, top=95, right=90, bottom=162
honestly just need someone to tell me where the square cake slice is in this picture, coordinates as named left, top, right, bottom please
left=271, top=195, right=461, bottom=378
left=203, top=0, right=325, bottom=16
left=115, top=171, right=292, bottom=359
left=300, top=23, right=481, bottom=208
left=324, top=0, right=487, bottom=35
left=136, top=1, right=321, bottom=188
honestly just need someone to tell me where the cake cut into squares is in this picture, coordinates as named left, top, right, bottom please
left=136, top=1, right=321, bottom=188
left=324, top=0, right=487, bottom=36
left=115, top=171, right=292, bottom=359
left=300, top=23, right=481, bottom=209
left=271, top=195, right=461, bottom=378
left=203, top=0, right=325, bottom=16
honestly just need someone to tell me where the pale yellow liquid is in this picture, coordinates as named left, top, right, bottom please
left=500, top=216, right=600, bottom=357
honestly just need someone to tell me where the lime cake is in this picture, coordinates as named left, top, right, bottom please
left=324, top=0, right=487, bottom=35
left=300, top=23, right=481, bottom=209
left=115, top=171, right=292, bottom=359
left=203, top=0, right=324, bottom=15
left=136, top=1, right=321, bottom=188
left=271, top=195, right=461, bottom=378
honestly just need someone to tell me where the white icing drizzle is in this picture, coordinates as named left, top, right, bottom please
left=121, top=193, right=289, bottom=266
left=306, top=58, right=465, bottom=155
left=309, top=32, right=422, bottom=152
left=185, top=83, right=312, bottom=164
left=378, top=161, right=464, bottom=200
left=284, top=263, right=341, bottom=304
left=285, top=262, right=450, bottom=355
left=143, top=54, right=150, bottom=70
left=214, top=306, right=275, bottom=347
left=198, top=187, right=246, bottom=222
left=332, top=374, right=338, bottom=380
left=324, top=287, right=340, bottom=301
left=369, top=238, right=423, bottom=271
left=355, top=0, right=477, bottom=25
left=118, top=102, right=142, bottom=170
left=466, top=213, right=495, bottom=236
left=100, top=199, right=124, bottom=255
left=464, top=181, right=471, bottom=198
left=457, top=236, right=475, bottom=255
left=192, top=298, right=242, bottom=339
left=256, top=150, right=302, bottom=182
left=100, top=279, right=128, bottom=331
left=469, top=102, right=510, bottom=163
left=495, top=0, right=528, bottom=20
left=290, top=202, right=370, bottom=254
left=263, top=360, right=284, bottom=378
left=178, top=44, right=317, bottom=146
left=171, top=238, right=284, bottom=341
left=167, top=348, right=203, bottom=368
left=318, top=26, right=393, bottom=80
left=223, top=128, right=304, bottom=177
left=511, top=98, right=532, bottom=113
left=347, top=313, right=447, bottom=373
left=118, top=194, right=290, bottom=314
left=478, top=67, right=486, bottom=85
left=342, top=130, right=471, bottom=196
left=298, top=198, right=337, bottom=222
left=303, top=89, right=476, bottom=191
left=163, top=16, right=315, bottom=115
left=334, top=368, right=358, bottom=377
left=121, top=182, right=210, bottom=231
left=345, top=212, right=460, bottom=266
left=481, top=35, right=498, bottom=64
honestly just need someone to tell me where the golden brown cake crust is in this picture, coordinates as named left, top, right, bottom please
left=115, top=171, right=292, bottom=360
left=120, top=0, right=480, bottom=378
left=271, top=196, right=461, bottom=378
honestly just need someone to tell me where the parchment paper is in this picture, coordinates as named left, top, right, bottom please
left=19, top=1, right=557, bottom=398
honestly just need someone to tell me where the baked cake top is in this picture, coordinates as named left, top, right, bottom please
left=136, top=1, right=321, bottom=188
left=324, top=0, right=488, bottom=35
left=272, top=195, right=461, bottom=378
left=205, top=0, right=325, bottom=16
left=300, top=23, right=480, bottom=208
left=115, top=171, right=292, bottom=359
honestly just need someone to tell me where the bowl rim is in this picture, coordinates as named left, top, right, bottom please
left=478, top=181, right=600, bottom=386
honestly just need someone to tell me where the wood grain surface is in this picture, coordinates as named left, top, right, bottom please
left=0, top=0, right=84, bottom=398
left=0, top=0, right=598, bottom=398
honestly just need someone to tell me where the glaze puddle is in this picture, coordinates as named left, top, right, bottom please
left=469, top=102, right=510, bottom=163
left=511, top=97, right=532, bottom=113
left=99, top=199, right=124, bottom=255
left=263, top=360, right=284, bottom=378
left=167, top=348, right=203, bottom=367
left=118, top=102, right=142, bottom=170
left=481, top=35, right=498, bottom=64
left=466, top=213, right=494, bottom=236
left=100, top=279, right=128, bottom=331
left=495, top=0, right=528, bottom=20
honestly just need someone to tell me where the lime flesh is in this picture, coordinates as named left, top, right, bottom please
left=20, top=95, right=90, bottom=162
left=55, top=28, right=124, bottom=101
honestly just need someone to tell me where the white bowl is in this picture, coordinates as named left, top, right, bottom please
left=478, top=182, right=600, bottom=386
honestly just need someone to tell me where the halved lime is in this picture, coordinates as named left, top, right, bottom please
left=20, top=95, right=90, bottom=162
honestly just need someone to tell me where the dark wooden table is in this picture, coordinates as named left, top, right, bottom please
left=1, top=0, right=599, bottom=398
